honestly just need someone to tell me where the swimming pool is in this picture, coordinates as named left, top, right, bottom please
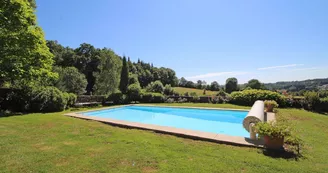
left=82, top=106, right=249, bottom=137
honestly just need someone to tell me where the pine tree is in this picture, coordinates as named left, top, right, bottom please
left=119, top=56, right=129, bottom=93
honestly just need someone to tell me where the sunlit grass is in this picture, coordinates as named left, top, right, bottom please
left=0, top=104, right=328, bottom=172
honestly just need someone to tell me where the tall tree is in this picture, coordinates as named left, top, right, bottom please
left=94, top=48, right=122, bottom=95
left=225, top=77, right=238, bottom=93
left=210, top=81, right=220, bottom=91
left=246, top=79, right=262, bottom=89
left=179, top=77, right=188, bottom=87
left=196, top=80, right=203, bottom=89
left=74, top=43, right=100, bottom=93
left=0, top=0, right=57, bottom=87
left=119, top=56, right=129, bottom=94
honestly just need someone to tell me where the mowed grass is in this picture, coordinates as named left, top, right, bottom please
left=1, top=104, right=328, bottom=173
left=173, top=87, right=218, bottom=96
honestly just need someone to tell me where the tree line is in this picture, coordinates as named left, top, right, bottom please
left=46, top=40, right=179, bottom=95
left=178, top=77, right=265, bottom=93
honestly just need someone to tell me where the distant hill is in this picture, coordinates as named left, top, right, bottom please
left=263, top=78, right=328, bottom=91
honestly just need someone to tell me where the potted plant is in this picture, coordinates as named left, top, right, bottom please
left=264, top=100, right=279, bottom=112
left=254, top=121, right=290, bottom=149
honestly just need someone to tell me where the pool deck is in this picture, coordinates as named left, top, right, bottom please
left=65, top=105, right=275, bottom=148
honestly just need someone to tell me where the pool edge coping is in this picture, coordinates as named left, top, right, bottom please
left=65, top=104, right=264, bottom=148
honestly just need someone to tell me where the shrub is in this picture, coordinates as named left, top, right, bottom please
left=212, top=96, right=224, bottom=104
left=230, top=89, right=286, bottom=106
left=304, top=91, right=320, bottom=111
left=108, top=91, right=126, bottom=104
left=165, top=98, right=175, bottom=103
left=141, top=93, right=165, bottom=103
left=146, top=80, right=164, bottom=93
left=317, top=97, right=328, bottom=112
left=141, top=93, right=153, bottom=103
left=67, top=93, right=77, bottom=107
left=190, top=92, right=197, bottom=97
left=29, top=86, right=67, bottom=112
left=163, top=84, right=174, bottom=95
left=3, top=90, right=26, bottom=112
left=2, top=87, right=72, bottom=112
left=184, top=92, right=189, bottom=96
left=192, top=96, right=200, bottom=103
left=151, top=93, right=165, bottom=103
left=285, top=135, right=304, bottom=155
left=76, top=95, right=106, bottom=103
left=127, top=83, right=142, bottom=102
left=286, top=97, right=307, bottom=108
left=173, top=90, right=180, bottom=96
left=198, top=96, right=211, bottom=103
left=243, top=86, right=253, bottom=91
left=177, top=97, right=188, bottom=103
left=253, top=121, right=291, bottom=139
left=216, top=90, right=227, bottom=97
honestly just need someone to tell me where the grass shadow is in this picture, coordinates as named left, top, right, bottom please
left=0, top=111, right=26, bottom=118
left=262, top=148, right=302, bottom=160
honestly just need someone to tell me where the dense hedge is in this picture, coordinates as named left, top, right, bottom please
left=29, top=87, right=68, bottom=112
left=76, top=95, right=106, bottom=103
left=127, top=83, right=142, bottom=102
left=230, top=89, right=287, bottom=106
left=107, top=91, right=126, bottom=104
left=318, top=97, right=328, bottom=112
left=1, top=87, right=76, bottom=112
left=141, top=93, right=165, bottom=103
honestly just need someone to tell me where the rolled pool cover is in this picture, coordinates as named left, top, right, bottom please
left=243, top=100, right=264, bottom=132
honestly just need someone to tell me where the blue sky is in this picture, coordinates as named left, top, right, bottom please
left=36, top=0, right=328, bottom=84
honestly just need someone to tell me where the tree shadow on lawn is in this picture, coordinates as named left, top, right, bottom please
left=0, top=110, right=27, bottom=118
left=261, top=148, right=302, bottom=161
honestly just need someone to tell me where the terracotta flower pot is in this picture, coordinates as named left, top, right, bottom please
left=266, top=105, right=274, bottom=112
left=263, top=136, right=284, bottom=149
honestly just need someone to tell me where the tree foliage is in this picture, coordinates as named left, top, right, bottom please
left=246, top=79, right=263, bottom=90
left=0, top=0, right=57, bottom=87
left=146, top=80, right=164, bottom=93
left=225, top=77, right=238, bottom=93
left=210, top=81, right=220, bottom=91
left=93, top=49, right=122, bottom=95
left=119, top=56, right=129, bottom=94
left=127, top=83, right=142, bottom=102
left=53, top=66, right=87, bottom=95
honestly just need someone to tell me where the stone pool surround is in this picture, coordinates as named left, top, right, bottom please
left=65, top=104, right=275, bottom=148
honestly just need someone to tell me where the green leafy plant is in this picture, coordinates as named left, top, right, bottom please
left=254, top=121, right=291, bottom=139
left=127, top=83, right=142, bottom=102
left=165, top=98, right=175, bottom=103
left=107, top=90, right=126, bottom=104
left=304, top=91, right=321, bottom=111
left=29, top=86, right=68, bottom=112
left=163, top=84, right=174, bottom=95
left=190, top=92, right=197, bottom=97
left=146, top=80, right=164, bottom=93
left=285, top=135, right=304, bottom=155
left=264, top=100, right=279, bottom=112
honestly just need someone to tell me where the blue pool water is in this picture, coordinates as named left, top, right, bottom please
left=83, top=106, right=249, bottom=137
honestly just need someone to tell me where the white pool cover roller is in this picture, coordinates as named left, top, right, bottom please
left=243, top=100, right=264, bottom=132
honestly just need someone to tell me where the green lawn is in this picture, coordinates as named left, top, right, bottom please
left=1, top=104, right=328, bottom=173
left=173, top=87, right=218, bottom=96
